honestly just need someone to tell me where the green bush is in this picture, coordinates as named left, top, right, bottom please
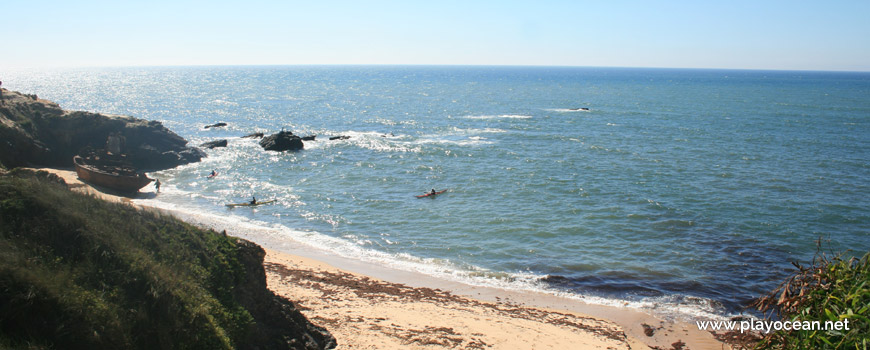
left=0, top=174, right=255, bottom=349
left=753, top=243, right=869, bottom=349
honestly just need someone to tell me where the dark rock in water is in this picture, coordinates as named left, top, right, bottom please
left=301, top=135, right=316, bottom=141
left=242, top=132, right=265, bottom=139
left=329, top=135, right=351, bottom=141
left=569, top=107, right=590, bottom=111
left=260, top=131, right=304, bottom=152
left=0, top=89, right=204, bottom=171
left=200, top=139, right=228, bottom=149
left=204, top=122, right=227, bottom=129
left=540, top=275, right=571, bottom=285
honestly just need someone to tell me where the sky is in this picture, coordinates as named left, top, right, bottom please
left=2, top=0, right=869, bottom=71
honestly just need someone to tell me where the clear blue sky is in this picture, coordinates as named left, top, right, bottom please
left=3, top=0, right=869, bottom=71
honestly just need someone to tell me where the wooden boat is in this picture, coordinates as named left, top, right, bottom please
left=73, top=155, right=153, bottom=193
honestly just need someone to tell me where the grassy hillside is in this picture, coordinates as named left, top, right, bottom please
left=0, top=170, right=334, bottom=350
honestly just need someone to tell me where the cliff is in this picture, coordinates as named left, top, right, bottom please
left=0, top=169, right=335, bottom=349
left=0, top=89, right=204, bottom=170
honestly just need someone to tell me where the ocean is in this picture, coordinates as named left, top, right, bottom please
left=6, top=66, right=869, bottom=320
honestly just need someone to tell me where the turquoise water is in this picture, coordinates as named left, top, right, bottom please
left=6, top=66, right=869, bottom=318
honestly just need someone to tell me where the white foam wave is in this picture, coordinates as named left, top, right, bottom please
left=325, top=130, right=421, bottom=153
left=413, top=138, right=494, bottom=146
left=463, top=114, right=532, bottom=120
left=545, top=108, right=591, bottom=113
left=450, top=127, right=507, bottom=135
left=130, top=195, right=735, bottom=323
left=210, top=99, right=239, bottom=106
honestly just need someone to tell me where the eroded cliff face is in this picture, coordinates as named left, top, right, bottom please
left=0, top=89, right=204, bottom=170
left=232, top=239, right=337, bottom=350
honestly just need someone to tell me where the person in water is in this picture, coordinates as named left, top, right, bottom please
left=250, top=196, right=257, bottom=205
left=155, top=179, right=161, bottom=193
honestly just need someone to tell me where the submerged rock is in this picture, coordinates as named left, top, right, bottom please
left=204, top=122, right=227, bottom=129
left=260, top=131, right=304, bottom=152
left=242, top=132, right=265, bottom=139
left=329, top=135, right=350, bottom=141
left=200, top=139, right=228, bottom=149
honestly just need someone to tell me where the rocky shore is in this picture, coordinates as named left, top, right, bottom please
left=0, top=89, right=336, bottom=349
left=0, top=89, right=204, bottom=171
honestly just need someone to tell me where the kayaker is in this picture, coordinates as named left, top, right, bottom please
left=431, top=189, right=436, bottom=195
left=209, top=170, right=216, bottom=177
left=250, top=196, right=257, bottom=205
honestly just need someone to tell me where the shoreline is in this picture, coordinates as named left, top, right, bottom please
left=34, top=167, right=731, bottom=349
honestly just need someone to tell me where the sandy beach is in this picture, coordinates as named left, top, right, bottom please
left=33, top=167, right=732, bottom=349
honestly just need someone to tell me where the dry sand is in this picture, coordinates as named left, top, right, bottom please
left=32, top=167, right=733, bottom=349
left=264, top=250, right=733, bottom=350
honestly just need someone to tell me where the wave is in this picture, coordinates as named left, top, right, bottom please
left=413, top=137, right=494, bottom=146
left=462, top=114, right=533, bottom=120
left=210, top=99, right=239, bottom=106
left=131, top=195, right=735, bottom=323
left=304, top=130, right=422, bottom=153
left=449, top=127, right=507, bottom=135
left=544, top=108, right=591, bottom=113
left=305, top=129, right=502, bottom=150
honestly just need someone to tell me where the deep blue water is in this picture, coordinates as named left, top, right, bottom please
left=6, top=66, right=869, bottom=319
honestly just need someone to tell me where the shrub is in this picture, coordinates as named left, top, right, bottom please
left=752, top=241, right=869, bottom=349
left=0, top=174, right=252, bottom=349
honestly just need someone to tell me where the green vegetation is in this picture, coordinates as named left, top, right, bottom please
left=0, top=171, right=332, bottom=349
left=753, top=243, right=869, bottom=349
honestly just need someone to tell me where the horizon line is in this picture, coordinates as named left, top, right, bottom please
left=3, top=63, right=870, bottom=74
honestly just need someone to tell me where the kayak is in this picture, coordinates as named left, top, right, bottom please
left=225, top=200, right=276, bottom=207
left=416, top=190, right=447, bottom=198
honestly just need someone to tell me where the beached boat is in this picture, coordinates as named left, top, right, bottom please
left=73, top=155, right=153, bottom=193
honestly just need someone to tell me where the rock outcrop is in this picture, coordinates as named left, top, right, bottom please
left=205, top=122, right=228, bottom=129
left=200, top=139, right=228, bottom=149
left=0, top=89, right=204, bottom=171
left=242, top=132, right=265, bottom=139
left=232, top=239, right=337, bottom=349
left=260, top=131, right=304, bottom=152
